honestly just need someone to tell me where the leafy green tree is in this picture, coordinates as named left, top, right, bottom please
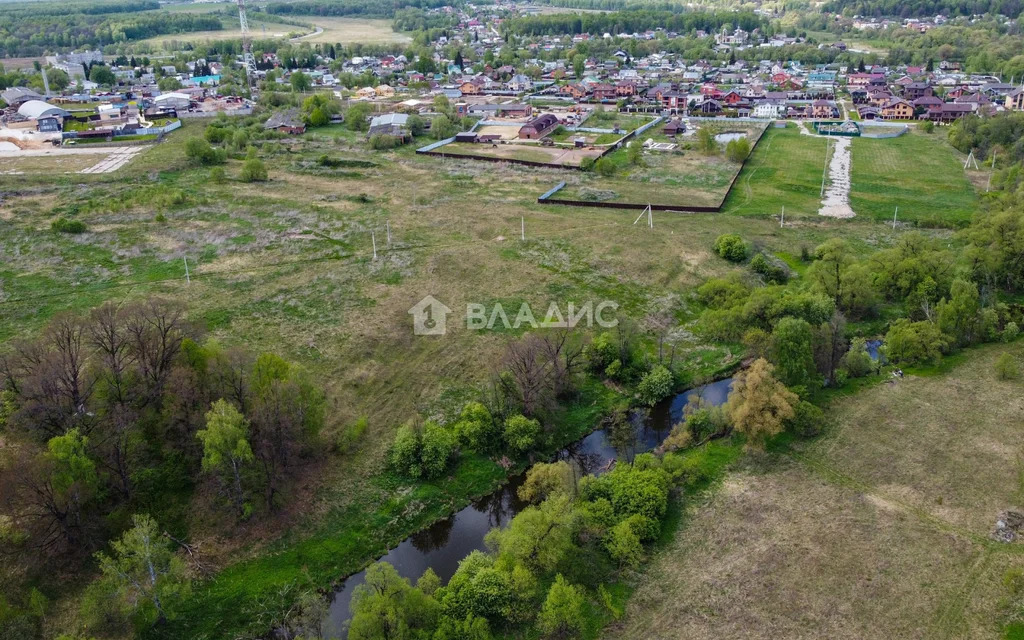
left=349, top=562, right=439, bottom=640
left=627, top=141, right=645, bottom=166
left=594, top=157, right=617, bottom=177
left=433, top=613, right=492, bottom=640
left=184, top=138, right=223, bottom=166
left=389, top=422, right=422, bottom=478
left=605, top=519, right=642, bottom=568
left=538, top=575, right=586, bottom=638
left=841, top=338, right=874, bottom=378
left=308, top=106, right=329, bottom=127
left=420, top=421, right=457, bottom=479
left=157, top=76, right=181, bottom=91
left=454, top=402, right=498, bottom=452
left=88, top=65, right=116, bottom=86
left=290, top=71, right=312, bottom=92
left=432, top=115, right=457, bottom=140
left=503, top=414, right=541, bottom=454
left=572, top=54, right=585, bottom=78
left=696, top=126, right=719, bottom=155
left=726, top=358, right=798, bottom=449
left=196, top=399, right=254, bottom=517
left=936, top=278, right=982, bottom=347
left=581, top=459, right=671, bottom=523
left=636, top=365, right=674, bottom=406
left=770, top=317, right=818, bottom=389
left=884, top=320, right=948, bottom=366
left=346, top=102, right=373, bottom=132
left=91, top=514, right=190, bottom=627
left=518, top=460, right=575, bottom=503
left=713, top=234, right=746, bottom=262
left=485, top=494, right=577, bottom=573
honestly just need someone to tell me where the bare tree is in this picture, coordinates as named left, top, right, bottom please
left=124, top=299, right=185, bottom=403
left=501, top=335, right=554, bottom=417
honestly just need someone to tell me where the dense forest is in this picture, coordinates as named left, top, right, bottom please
left=822, top=0, right=1024, bottom=18
left=264, top=0, right=451, bottom=18
left=0, top=6, right=222, bottom=57
left=500, top=9, right=766, bottom=36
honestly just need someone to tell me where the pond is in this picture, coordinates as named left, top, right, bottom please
left=319, top=377, right=736, bottom=638
left=714, top=132, right=747, bottom=144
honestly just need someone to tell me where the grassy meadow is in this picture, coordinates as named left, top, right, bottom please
left=605, top=343, right=1024, bottom=640
left=0, top=118, right=984, bottom=638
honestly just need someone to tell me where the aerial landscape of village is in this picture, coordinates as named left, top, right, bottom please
left=2, top=0, right=1024, bottom=638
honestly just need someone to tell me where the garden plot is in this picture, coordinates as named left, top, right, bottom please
left=434, top=141, right=605, bottom=167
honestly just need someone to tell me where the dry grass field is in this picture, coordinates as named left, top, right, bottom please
left=292, top=17, right=412, bottom=44
left=437, top=141, right=605, bottom=166
left=606, top=343, right=1024, bottom=640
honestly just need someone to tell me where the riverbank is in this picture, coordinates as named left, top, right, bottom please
left=603, top=341, right=1024, bottom=640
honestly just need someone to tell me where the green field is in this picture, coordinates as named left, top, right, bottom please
left=723, top=124, right=980, bottom=226
left=850, top=131, right=979, bottom=226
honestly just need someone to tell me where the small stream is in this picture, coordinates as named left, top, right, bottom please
left=320, top=377, right=736, bottom=638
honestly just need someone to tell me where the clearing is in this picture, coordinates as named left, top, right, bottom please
left=606, top=343, right=1024, bottom=640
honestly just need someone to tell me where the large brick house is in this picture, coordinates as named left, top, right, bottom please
left=518, top=114, right=559, bottom=140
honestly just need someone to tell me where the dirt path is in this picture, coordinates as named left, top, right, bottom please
left=818, top=136, right=855, bottom=218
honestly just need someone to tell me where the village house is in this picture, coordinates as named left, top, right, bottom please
left=264, top=109, right=306, bottom=135
left=518, top=113, right=559, bottom=140
left=1007, top=88, right=1024, bottom=111
left=880, top=98, right=914, bottom=120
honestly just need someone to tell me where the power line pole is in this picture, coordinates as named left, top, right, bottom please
left=386, top=220, right=391, bottom=245
left=183, top=256, right=191, bottom=285
left=237, top=0, right=257, bottom=95
left=780, top=206, right=785, bottom=228
left=372, top=231, right=377, bottom=259
left=892, top=206, right=898, bottom=230
left=521, top=216, right=525, bottom=241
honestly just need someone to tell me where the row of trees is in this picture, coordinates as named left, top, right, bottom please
left=0, top=300, right=325, bottom=634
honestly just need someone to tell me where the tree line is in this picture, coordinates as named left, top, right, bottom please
left=823, top=0, right=1024, bottom=18
left=264, top=0, right=450, bottom=18
left=500, top=9, right=766, bottom=37
left=0, top=9, right=223, bottom=57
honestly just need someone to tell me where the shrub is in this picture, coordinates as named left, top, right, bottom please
left=713, top=233, right=747, bottom=262
left=51, top=217, right=86, bottom=234
left=725, top=136, right=751, bottom=162
left=585, top=332, right=618, bottom=373
left=1004, top=321, right=1019, bottom=342
left=636, top=365, right=674, bottom=406
left=503, top=415, right=541, bottom=454
left=841, top=338, right=874, bottom=378
left=538, top=575, right=586, bottom=638
left=420, top=421, right=457, bottom=478
left=209, top=166, right=226, bottom=183
left=750, top=253, right=788, bottom=283
left=184, top=138, right=224, bottom=165
left=995, top=353, right=1019, bottom=380
left=240, top=157, right=268, bottom=182
left=605, top=520, right=643, bottom=568
left=337, top=416, right=368, bottom=453
left=580, top=156, right=596, bottom=172
left=389, top=423, right=422, bottom=477
left=921, top=120, right=935, bottom=133
left=594, top=157, right=617, bottom=177
left=368, top=134, right=401, bottom=150
left=787, top=400, right=825, bottom=437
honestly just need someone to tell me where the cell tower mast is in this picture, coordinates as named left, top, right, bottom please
left=237, top=0, right=257, bottom=93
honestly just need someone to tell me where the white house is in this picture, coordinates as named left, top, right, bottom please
left=753, top=101, right=785, bottom=119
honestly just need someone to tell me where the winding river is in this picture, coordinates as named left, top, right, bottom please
left=320, top=377, right=736, bottom=638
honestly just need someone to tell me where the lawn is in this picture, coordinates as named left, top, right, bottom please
left=722, top=122, right=831, bottom=218
left=850, top=131, right=979, bottom=227
left=723, top=125, right=979, bottom=227
left=606, top=343, right=1024, bottom=640
left=291, top=17, right=412, bottom=44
